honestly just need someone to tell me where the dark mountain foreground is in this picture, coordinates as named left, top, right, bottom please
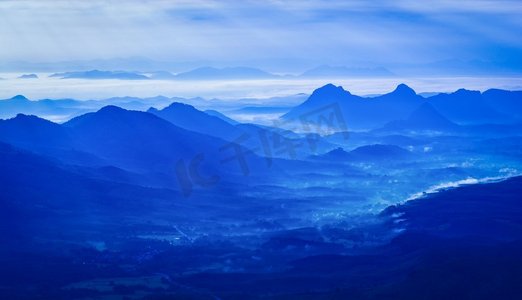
left=2, top=155, right=521, bottom=299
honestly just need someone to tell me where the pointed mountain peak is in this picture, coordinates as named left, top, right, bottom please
left=313, top=147, right=350, bottom=160
left=163, top=102, right=196, bottom=111
left=10, top=113, right=57, bottom=126
left=147, top=106, right=159, bottom=113
left=391, top=83, right=416, bottom=96
left=327, top=147, right=348, bottom=155
left=13, top=113, right=32, bottom=119
left=312, top=84, right=351, bottom=97
left=328, top=147, right=346, bottom=153
left=97, top=105, right=126, bottom=114
left=10, top=95, right=29, bottom=101
left=65, top=104, right=163, bottom=129
left=454, top=88, right=480, bottom=96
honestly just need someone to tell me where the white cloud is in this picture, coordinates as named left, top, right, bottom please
left=0, top=0, right=520, bottom=69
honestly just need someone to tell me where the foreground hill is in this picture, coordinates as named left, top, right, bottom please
left=0, top=142, right=182, bottom=245
left=383, top=176, right=522, bottom=241
left=172, top=176, right=522, bottom=299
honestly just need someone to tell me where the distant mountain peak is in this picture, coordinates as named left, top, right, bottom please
left=321, top=83, right=343, bottom=90
left=327, top=147, right=348, bottom=156
left=391, top=83, right=416, bottom=96
left=312, top=84, right=350, bottom=97
left=312, top=147, right=350, bottom=160
left=64, top=105, right=170, bottom=132
left=147, top=100, right=242, bottom=142
left=97, top=105, right=127, bottom=114
left=454, top=88, right=481, bottom=96
left=18, top=74, right=38, bottom=79
left=10, top=113, right=59, bottom=127
left=13, top=113, right=34, bottom=119
left=150, top=102, right=205, bottom=116
left=10, top=95, right=29, bottom=101
left=164, top=102, right=195, bottom=111
left=50, top=70, right=149, bottom=80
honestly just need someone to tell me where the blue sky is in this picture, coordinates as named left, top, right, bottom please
left=1, top=0, right=521, bottom=72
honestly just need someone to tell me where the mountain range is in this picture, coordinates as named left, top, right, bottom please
left=0, top=106, right=271, bottom=191
left=50, top=70, right=149, bottom=80
left=282, top=83, right=424, bottom=130
left=37, top=65, right=397, bottom=81
left=1, top=82, right=522, bottom=299
left=17, top=73, right=38, bottom=79
left=282, top=83, right=522, bottom=130
left=2, top=83, right=521, bottom=136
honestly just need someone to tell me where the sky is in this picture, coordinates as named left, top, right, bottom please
left=1, top=0, right=522, bottom=72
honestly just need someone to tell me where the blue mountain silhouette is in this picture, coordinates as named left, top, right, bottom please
left=284, top=84, right=522, bottom=130
left=0, top=106, right=263, bottom=177
left=18, top=74, right=38, bottom=79
left=482, top=89, right=522, bottom=120
left=427, top=89, right=508, bottom=124
left=149, top=102, right=334, bottom=158
left=283, top=83, right=423, bottom=130
left=0, top=141, right=182, bottom=243
left=63, top=105, right=231, bottom=172
left=148, top=102, right=243, bottom=141
left=50, top=70, right=149, bottom=80
left=0, top=113, right=72, bottom=149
